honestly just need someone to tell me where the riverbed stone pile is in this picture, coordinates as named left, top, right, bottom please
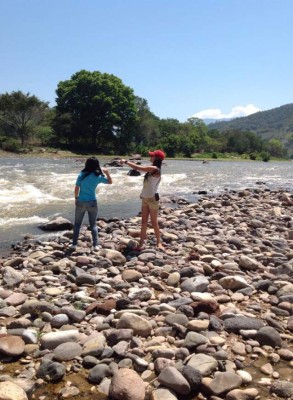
left=0, top=187, right=292, bottom=400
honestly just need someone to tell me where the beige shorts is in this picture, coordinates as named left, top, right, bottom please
left=141, top=197, right=159, bottom=210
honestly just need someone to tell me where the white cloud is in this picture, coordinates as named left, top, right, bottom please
left=192, top=104, right=261, bottom=120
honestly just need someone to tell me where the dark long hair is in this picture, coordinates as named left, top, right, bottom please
left=144, top=158, right=163, bottom=181
left=81, top=157, right=104, bottom=180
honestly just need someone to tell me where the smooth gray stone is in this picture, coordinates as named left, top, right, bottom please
left=223, top=316, right=265, bottom=333
left=88, top=364, right=110, bottom=384
left=255, top=326, right=282, bottom=348
left=36, top=359, right=66, bottom=382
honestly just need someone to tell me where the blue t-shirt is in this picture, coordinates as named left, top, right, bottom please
left=76, top=172, right=109, bottom=201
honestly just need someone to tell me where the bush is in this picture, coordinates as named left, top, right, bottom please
left=1, top=138, right=21, bottom=153
left=261, top=151, right=271, bottom=162
left=34, top=126, right=55, bottom=145
left=212, top=152, right=218, bottom=159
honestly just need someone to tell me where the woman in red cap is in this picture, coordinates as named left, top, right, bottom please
left=120, top=149, right=165, bottom=250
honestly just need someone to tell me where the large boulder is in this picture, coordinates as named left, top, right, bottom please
left=109, top=368, right=145, bottom=400
left=39, top=216, right=73, bottom=231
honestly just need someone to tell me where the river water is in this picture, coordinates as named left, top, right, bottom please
left=0, top=156, right=292, bottom=251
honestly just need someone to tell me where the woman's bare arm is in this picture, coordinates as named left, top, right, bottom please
left=102, top=168, right=113, bottom=184
left=120, top=159, right=158, bottom=173
left=74, top=185, right=80, bottom=199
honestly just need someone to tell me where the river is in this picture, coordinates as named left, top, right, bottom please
left=0, top=156, right=292, bottom=251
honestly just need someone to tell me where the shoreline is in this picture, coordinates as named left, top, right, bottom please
left=0, top=187, right=293, bottom=399
left=0, top=148, right=290, bottom=162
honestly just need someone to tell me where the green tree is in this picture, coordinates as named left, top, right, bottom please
left=179, top=136, right=196, bottom=157
left=54, top=70, right=137, bottom=153
left=133, top=96, right=160, bottom=148
left=267, top=138, right=286, bottom=157
left=224, top=130, right=264, bottom=154
left=186, top=117, right=208, bottom=150
left=160, top=134, right=180, bottom=157
left=0, top=91, right=48, bottom=146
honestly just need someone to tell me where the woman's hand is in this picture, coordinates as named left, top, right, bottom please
left=102, top=168, right=113, bottom=184
left=119, top=159, right=126, bottom=165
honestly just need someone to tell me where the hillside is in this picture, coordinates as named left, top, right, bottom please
left=208, top=103, right=293, bottom=156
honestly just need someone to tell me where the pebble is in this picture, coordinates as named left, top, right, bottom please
left=0, top=188, right=292, bottom=400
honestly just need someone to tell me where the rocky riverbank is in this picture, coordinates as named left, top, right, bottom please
left=0, top=187, right=292, bottom=400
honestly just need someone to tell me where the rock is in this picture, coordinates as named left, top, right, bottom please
left=180, top=275, right=209, bottom=293
left=2, top=266, right=24, bottom=287
left=88, top=364, right=110, bottom=384
left=191, top=299, right=218, bottom=315
left=255, top=327, right=282, bottom=348
left=208, top=372, right=242, bottom=395
left=93, top=299, right=116, bottom=315
left=40, top=330, right=79, bottom=350
left=181, top=365, right=202, bottom=391
left=106, top=329, right=133, bottom=346
left=151, top=388, right=178, bottom=400
left=122, top=269, right=142, bottom=282
left=187, top=319, right=209, bottom=331
left=157, top=366, right=190, bottom=395
left=128, top=287, right=153, bottom=301
left=236, top=370, right=253, bottom=383
left=109, top=368, right=145, bottom=400
left=165, top=313, right=189, bottom=326
left=223, top=317, right=265, bottom=333
left=183, top=331, right=209, bottom=348
left=226, top=388, right=259, bottom=400
left=20, top=300, right=57, bottom=316
left=3, top=257, right=24, bottom=268
left=76, top=273, right=97, bottom=285
left=219, top=276, right=250, bottom=290
left=53, top=342, right=82, bottom=361
left=102, top=249, right=126, bottom=265
left=154, top=358, right=176, bottom=373
left=117, top=312, right=152, bottom=337
left=1, top=187, right=293, bottom=400
left=167, top=272, right=181, bottom=286
left=187, top=353, right=218, bottom=376
left=0, top=381, right=28, bottom=400
left=51, top=314, right=70, bottom=328
left=61, top=307, right=86, bottom=322
left=82, top=333, right=106, bottom=357
left=58, top=385, right=80, bottom=398
left=0, top=335, right=25, bottom=356
left=36, top=359, right=66, bottom=382
left=38, top=216, right=73, bottom=231
left=239, top=255, right=260, bottom=270
left=5, top=292, right=27, bottom=306
left=277, top=348, right=293, bottom=361
left=270, top=380, right=293, bottom=398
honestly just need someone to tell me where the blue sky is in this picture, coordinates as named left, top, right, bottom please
left=0, top=0, right=292, bottom=122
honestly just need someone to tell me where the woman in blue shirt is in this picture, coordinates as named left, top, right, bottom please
left=71, top=157, right=112, bottom=251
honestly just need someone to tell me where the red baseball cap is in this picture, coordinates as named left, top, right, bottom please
left=148, top=149, right=165, bottom=160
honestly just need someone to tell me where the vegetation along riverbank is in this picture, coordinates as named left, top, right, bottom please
left=0, top=187, right=292, bottom=399
left=1, top=69, right=293, bottom=161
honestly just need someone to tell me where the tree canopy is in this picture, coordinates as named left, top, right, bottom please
left=0, top=91, right=48, bottom=146
left=0, top=71, right=290, bottom=159
left=53, top=70, right=137, bottom=153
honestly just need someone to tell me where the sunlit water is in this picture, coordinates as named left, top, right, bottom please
left=0, top=156, right=292, bottom=251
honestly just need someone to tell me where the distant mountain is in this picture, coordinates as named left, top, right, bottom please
left=208, top=103, right=293, bottom=156
left=204, top=118, right=231, bottom=125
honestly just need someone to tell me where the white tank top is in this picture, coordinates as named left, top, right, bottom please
left=140, top=170, right=161, bottom=198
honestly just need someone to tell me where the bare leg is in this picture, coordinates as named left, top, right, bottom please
left=150, top=208, right=163, bottom=248
left=139, top=205, right=149, bottom=247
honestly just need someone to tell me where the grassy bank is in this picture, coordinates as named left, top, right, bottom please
left=0, top=148, right=289, bottom=162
